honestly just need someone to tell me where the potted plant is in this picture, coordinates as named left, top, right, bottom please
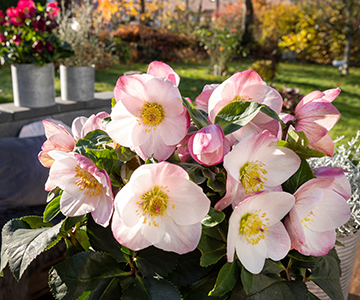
left=55, top=0, right=107, bottom=102
left=0, top=62, right=354, bottom=299
left=0, top=0, right=73, bottom=108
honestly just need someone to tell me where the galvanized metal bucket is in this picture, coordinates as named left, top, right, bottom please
left=307, top=231, right=360, bottom=299
left=60, top=65, right=95, bottom=101
left=11, top=63, right=55, bottom=108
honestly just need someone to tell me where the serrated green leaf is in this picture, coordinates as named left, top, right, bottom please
left=214, top=101, right=263, bottom=135
left=182, top=97, right=210, bottom=129
left=308, top=248, right=343, bottom=300
left=198, top=235, right=226, bottom=267
left=202, top=221, right=227, bottom=242
left=241, top=265, right=254, bottom=295
left=262, top=259, right=285, bottom=275
left=121, top=276, right=150, bottom=300
left=82, top=129, right=112, bottom=146
left=282, top=159, right=315, bottom=194
left=187, top=165, right=206, bottom=184
left=2, top=219, right=63, bottom=280
left=167, top=250, right=210, bottom=286
left=20, top=216, right=53, bottom=229
left=135, top=246, right=178, bottom=277
left=43, top=195, right=61, bottom=222
left=86, top=148, right=117, bottom=174
left=209, top=261, right=238, bottom=297
left=49, top=252, right=130, bottom=300
left=87, top=215, right=127, bottom=263
left=63, top=215, right=86, bottom=232
left=202, top=207, right=226, bottom=228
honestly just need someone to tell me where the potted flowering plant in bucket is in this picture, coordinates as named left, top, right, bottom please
left=0, top=61, right=353, bottom=299
left=0, top=0, right=73, bottom=108
left=55, top=0, right=108, bottom=102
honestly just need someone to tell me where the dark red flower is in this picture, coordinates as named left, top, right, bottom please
left=0, top=10, right=5, bottom=26
left=12, top=34, right=22, bottom=45
left=0, top=33, right=6, bottom=44
left=45, top=41, right=54, bottom=51
left=32, top=40, right=44, bottom=53
left=32, top=16, right=46, bottom=32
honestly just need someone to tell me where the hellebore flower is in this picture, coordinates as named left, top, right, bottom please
left=208, top=70, right=283, bottom=140
left=48, top=151, right=114, bottom=227
left=106, top=72, right=189, bottom=161
left=72, top=112, right=109, bottom=141
left=111, top=162, right=210, bottom=254
left=215, top=130, right=301, bottom=210
left=188, top=124, right=230, bottom=166
left=38, top=119, right=76, bottom=168
left=147, top=60, right=180, bottom=87
left=17, top=0, right=36, bottom=19
left=194, top=84, right=219, bottom=112
left=287, top=88, right=341, bottom=156
left=0, top=10, right=5, bottom=26
left=284, top=177, right=351, bottom=256
left=227, top=191, right=295, bottom=274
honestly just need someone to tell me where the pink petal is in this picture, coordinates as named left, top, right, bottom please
left=195, top=84, right=219, bottom=111
left=147, top=61, right=180, bottom=86
left=323, top=88, right=341, bottom=102
left=301, top=228, right=336, bottom=256
left=71, top=116, right=87, bottom=141
left=214, top=174, right=247, bottom=210
left=309, top=134, right=334, bottom=157
left=265, top=222, right=291, bottom=261
left=295, top=90, right=324, bottom=112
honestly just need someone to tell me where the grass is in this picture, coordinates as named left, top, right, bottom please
left=0, top=60, right=359, bottom=142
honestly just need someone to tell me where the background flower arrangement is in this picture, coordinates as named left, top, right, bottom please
left=0, top=0, right=72, bottom=65
left=0, top=61, right=353, bottom=300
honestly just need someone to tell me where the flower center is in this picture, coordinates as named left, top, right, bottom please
left=75, top=165, right=103, bottom=197
left=231, top=95, right=253, bottom=102
left=239, top=161, right=268, bottom=194
left=141, top=102, right=165, bottom=128
left=239, top=211, right=269, bottom=245
left=301, top=211, right=315, bottom=228
left=137, top=186, right=175, bottom=227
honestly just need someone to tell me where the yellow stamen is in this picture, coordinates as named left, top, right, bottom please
left=232, top=95, right=253, bottom=102
left=239, top=161, right=268, bottom=194
left=141, top=102, right=165, bottom=128
left=137, top=186, right=174, bottom=227
left=239, top=210, right=269, bottom=245
left=301, top=211, right=315, bottom=228
left=74, top=165, right=103, bottom=197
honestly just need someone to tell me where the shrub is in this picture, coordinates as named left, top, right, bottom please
left=249, top=59, right=276, bottom=81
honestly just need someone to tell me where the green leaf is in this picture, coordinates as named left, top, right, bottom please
left=111, top=97, right=117, bottom=108
left=43, top=195, right=61, bottom=222
left=282, top=130, right=326, bottom=159
left=82, top=129, right=112, bottom=146
left=20, top=216, right=53, bottom=228
left=201, top=207, right=226, bottom=228
left=209, top=261, right=239, bottom=297
left=182, top=97, right=210, bottom=129
left=282, top=159, right=315, bottom=194
left=260, top=105, right=285, bottom=127
left=86, top=148, right=117, bottom=174
left=202, top=169, right=226, bottom=192
left=308, top=248, right=343, bottom=300
left=197, top=235, right=226, bottom=267
left=63, top=215, right=86, bottom=232
left=241, top=265, right=254, bottom=295
left=214, top=101, right=263, bottom=135
left=135, top=246, right=179, bottom=277
left=262, top=259, right=285, bottom=275
left=115, top=146, right=136, bottom=162
left=186, top=165, right=206, bottom=184
left=49, top=252, right=130, bottom=300
left=87, top=215, right=127, bottom=263
left=202, top=221, right=227, bottom=242
left=167, top=250, right=210, bottom=287
left=2, top=219, right=63, bottom=280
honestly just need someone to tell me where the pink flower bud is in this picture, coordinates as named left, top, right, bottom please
left=188, top=124, right=230, bottom=166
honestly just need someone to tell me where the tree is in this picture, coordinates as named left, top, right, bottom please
left=303, top=0, right=360, bottom=75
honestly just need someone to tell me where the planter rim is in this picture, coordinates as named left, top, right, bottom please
left=60, top=64, right=95, bottom=69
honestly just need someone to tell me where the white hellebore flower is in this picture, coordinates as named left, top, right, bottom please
left=111, top=162, right=211, bottom=254
left=227, top=191, right=295, bottom=274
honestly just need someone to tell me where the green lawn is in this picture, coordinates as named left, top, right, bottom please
left=0, top=60, right=359, bottom=142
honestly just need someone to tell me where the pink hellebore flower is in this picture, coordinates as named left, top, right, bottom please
left=291, top=88, right=341, bottom=156
left=38, top=119, right=76, bottom=168
left=72, top=112, right=110, bottom=141
left=48, top=151, right=114, bottom=227
left=194, top=84, right=219, bottom=112
left=284, top=177, right=351, bottom=256
left=147, top=60, right=180, bottom=87
left=106, top=64, right=189, bottom=161
left=17, top=0, right=36, bottom=19
left=208, top=70, right=283, bottom=141
left=215, top=130, right=301, bottom=210
left=0, top=10, right=5, bottom=26
left=227, top=191, right=295, bottom=274
left=111, top=162, right=210, bottom=254
left=188, top=124, right=230, bottom=166
left=313, top=166, right=351, bottom=200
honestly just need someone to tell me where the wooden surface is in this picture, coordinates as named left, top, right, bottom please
left=348, top=238, right=360, bottom=300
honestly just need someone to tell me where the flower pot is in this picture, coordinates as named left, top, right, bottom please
left=307, top=231, right=360, bottom=299
left=11, top=63, right=55, bottom=108
left=60, top=65, right=95, bottom=101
